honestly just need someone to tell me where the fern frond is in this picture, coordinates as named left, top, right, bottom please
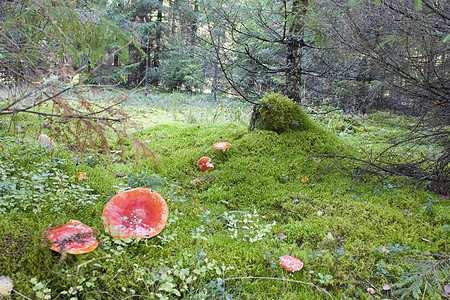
left=394, top=254, right=449, bottom=299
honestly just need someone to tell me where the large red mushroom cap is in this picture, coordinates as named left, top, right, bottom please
left=102, top=188, right=169, bottom=239
left=212, top=141, right=231, bottom=150
left=47, top=220, right=98, bottom=254
left=279, top=255, right=304, bottom=272
left=197, top=157, right=214, bottom=172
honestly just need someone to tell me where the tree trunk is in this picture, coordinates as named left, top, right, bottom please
left=170, top=0, right=177, bottom=35
left=248, top=105, right=261, bottom=132
left=190, top=1, right=199, bottom=45
left=153, top=0, right=163, bottom=86
left=285, top=0, right=308, bottom=104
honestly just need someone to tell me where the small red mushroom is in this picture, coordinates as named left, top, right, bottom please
left=197, top=157, right=214, bottom=172
left=77, top=172, right=87, bottom=180
left=47, top=220, right=98, bottom=254
left=212, top=141, right=231, bottom=150
left=279, top=255, right=304, bottom=272
left=102, top=188, right=169, bottom=239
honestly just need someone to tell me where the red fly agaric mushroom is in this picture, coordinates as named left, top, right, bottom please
left=197, top=157, right=214, bottom=172
left=212, top=141, right=231, bottom=150
left=279, top=255, right=304, bottom=272
left=47, top=220, right=98, bottom=254
left=102, top=188, right=169, bottom=239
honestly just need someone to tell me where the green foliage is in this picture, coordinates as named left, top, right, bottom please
left=393, top=253, right=449, bottom=299
left=30, top=278, right=51, bottom=300
left=222, top=210, right=276, bottom=242
left=107, top=0, right=161, bottom=19
left=0, top=136, right=99, bottom=215
left=161, top=56, right=202, bottom=92
left=253, top=93, right=319, bottom=133
left=88, top=62, right=142, bottom=86
left=443, top=33, right=450, bottom=43
left=127, top=170, right=165, bottom=190
left=317, top=273, right=333, bottom=284
left=3, top=0, right=133, bottom=69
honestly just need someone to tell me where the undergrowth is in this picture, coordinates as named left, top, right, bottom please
left=0, top=91, right=448, bottom=299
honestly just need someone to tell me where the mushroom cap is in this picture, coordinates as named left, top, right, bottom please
left=197, top=157, right=214, bottom=172
left=212, top=141, right=231, bottom=150
left=102, top=188, right=169, bottom=239
left=47, top=220, right=98, bottom=254
left=38, top=134, right=57, bottom=151
left=279, top=255, right=304, bottom=271
left=0, top=276, right=14, bottom=296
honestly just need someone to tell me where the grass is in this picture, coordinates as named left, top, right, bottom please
left=0, top=91, right=448, bottom=299
left=121, top=91, right=252, bottom=126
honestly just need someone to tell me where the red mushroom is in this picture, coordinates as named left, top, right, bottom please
left=212, top=141, right=231, bottom=150
left=279, top=255, right=304, bottom=272
left=102, top=188, right=169, bottom=239
left=197, top=157, right=214, bottom=172
left=47, top=220, right=98, bottom=254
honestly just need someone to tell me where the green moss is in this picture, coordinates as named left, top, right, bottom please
left=250, top=93, right=319, bottom=133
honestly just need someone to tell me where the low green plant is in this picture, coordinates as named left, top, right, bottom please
left=317, top=273, right=333, bottom=284
left=127, top=170, right=165, bottom=190
left=190, top=225, right=209, bottom=241
left=392, top=253, right=449, bottom=299
left=222, top=210, right=276, bottom=242
left=0, top=138, right=99, bottom=215
left=422, top=196, right=440, bottom=214
left=129, top=251, right=234, bottom=299
left=30, top=278, right=51, bottom=300
left=184, top=107, right=198, bottom=124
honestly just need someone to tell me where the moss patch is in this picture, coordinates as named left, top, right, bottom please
left=249, top=93, right=319, bottom=133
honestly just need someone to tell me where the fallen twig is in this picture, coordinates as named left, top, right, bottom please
left=76, top=256, right=110, bottom=277
left=12, top=289, right=33, bottom=300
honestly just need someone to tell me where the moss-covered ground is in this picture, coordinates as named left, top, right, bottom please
left=0, top=92, right=448, bottom=299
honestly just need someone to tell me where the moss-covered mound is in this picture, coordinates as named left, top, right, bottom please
left=249, top=93, right=318, bottom=133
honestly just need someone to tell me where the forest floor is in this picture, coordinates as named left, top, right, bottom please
left=0, top=91, right=448, bottom=299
